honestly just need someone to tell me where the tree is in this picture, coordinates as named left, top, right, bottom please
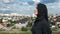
left=7, top=20, right=16, bottom=27
left=0, top=18, right=3, bottom=23
left=21, top=27, right=28, bottom=31
left=26, top=22, right=32, bottom=27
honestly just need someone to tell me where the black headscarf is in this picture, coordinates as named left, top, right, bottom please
left=35, top=3, right=48, bottom=22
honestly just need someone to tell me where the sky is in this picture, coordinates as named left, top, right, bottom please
left=0, top=0, right=60, bottom=15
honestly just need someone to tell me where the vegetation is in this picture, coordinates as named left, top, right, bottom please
left=21, top=27, right=28, bottom=31
left=0, top=28, right=5, bottom=31
left=7, top=20, right=16, bottom=27
left=0, top=31, right=60, bottom=34
left=26, top=22, right=32, bottom=27
left=0, top=18, right=3, bottom=23
left=51, top=27, right=58, bottom=31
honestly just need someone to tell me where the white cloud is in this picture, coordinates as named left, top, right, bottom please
left=0, top=0, right=36, bottom=14
left=0, top=0, right=3, bottom=4
left=33, top=0, right=40, bottom=3
left=0, top=0, right=10, bottom=4
left=3, top=0, right=10, bottom=3
left=6, top=6, right=10, bottom=9
left=0, top=8, right=9, bottom=11
left=22, top=2, right=29, bottom=5
left=46, top=2, right=60, bottom=8
left=46, top=2, right=60, bottom=14
left=0, top=2, right=3, bottom=4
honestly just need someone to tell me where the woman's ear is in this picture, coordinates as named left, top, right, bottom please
left=34, top=8, right=38, bottom=15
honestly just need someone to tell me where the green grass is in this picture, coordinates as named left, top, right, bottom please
left=0, top=31, right=60, bottom=34
left=0, top=31, right=32, bottom=34
left=52, top=32, right=60, bottom=34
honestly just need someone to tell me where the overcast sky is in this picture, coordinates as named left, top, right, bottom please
left=0, top=0, right=60, bottom=15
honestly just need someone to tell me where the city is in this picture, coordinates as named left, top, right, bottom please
left=0, top=13, right=60, bottom=34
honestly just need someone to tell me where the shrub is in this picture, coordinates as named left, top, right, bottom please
left=26, top=22, right=32, bottom=27
left=51, top=27, right=58, bottom=31
left=0, top=28, right=5, bottom=31
left=21, top=27, right=28, bottom=31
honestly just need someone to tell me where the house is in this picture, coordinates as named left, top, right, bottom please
left=55, top=16, right=60, bottom=27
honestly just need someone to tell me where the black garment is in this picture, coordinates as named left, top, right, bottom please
left=32, top=18, right=52, bottom=34
left=32, top=3, right=52, bottom=34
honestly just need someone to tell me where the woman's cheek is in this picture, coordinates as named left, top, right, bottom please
left=34, top=10, right=38, bottom=15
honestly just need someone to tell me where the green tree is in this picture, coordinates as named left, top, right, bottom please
left=21, top=27, right=28, bottom=31
left=7, top=20, right=16, bottom=27
left=26, top=22, right=32, bottom=27
left=0, top=18, right=3, bottom=23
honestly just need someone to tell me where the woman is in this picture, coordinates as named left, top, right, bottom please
left=32, top=3, right=52, bottom=34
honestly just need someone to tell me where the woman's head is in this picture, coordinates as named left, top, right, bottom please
left=34, top=3, right=48, bottom=21
left=34, top=3, right=47, bottom=15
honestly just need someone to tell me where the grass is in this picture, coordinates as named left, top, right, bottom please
left=52, top=32, right=60, bottom=34
left=0, top=31, right=32, bottom=34
left=0, top=28, right=59, bottom=34
left=0, top=31, right=60, bottom=34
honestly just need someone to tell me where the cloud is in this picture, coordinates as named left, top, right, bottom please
left=27, top=1, right=34, bottom=5
left=33, top=0, right=40, bottom=3
left=0, top=1, right=34, bottom=14
left=21, top=2, right=29, bottom=5
left=3, top=0, right=10, bottom=3
left=0, top=0, right=60, bottom=14
left=0, top=0, right=14, bottom=4
left=46, top=2, right=60, bottom=14
left=0, top=2, right=3, bottom=4
left=41, top=0, right=59, bottom=4
left=0, top=8, right=9, bottom=11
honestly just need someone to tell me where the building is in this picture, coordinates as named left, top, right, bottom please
left=55, top=16, right=60, bottom=28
